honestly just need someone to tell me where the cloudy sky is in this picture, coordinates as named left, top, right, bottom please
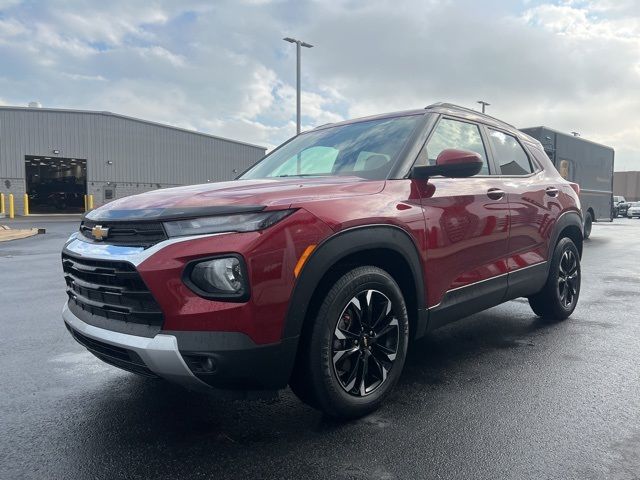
left=0, top=0, right=638, bottom=169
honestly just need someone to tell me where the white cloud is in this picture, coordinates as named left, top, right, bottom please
left=0, top=17, right=25, bottom=37
left=519, top=1, right=640, bottom=169
left=0, top=0, right=638, bottom=170
left=61, top=72, right=107, bottom=81
left=0, top=0, right=20, bottom=9
left=134, top=46, right=186, bottom=67
left=239, top=65, right=279, bottom=119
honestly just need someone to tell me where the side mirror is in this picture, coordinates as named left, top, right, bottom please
left=411, top=149, right=484, bottom=179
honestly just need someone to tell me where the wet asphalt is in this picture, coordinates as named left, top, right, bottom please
left=1, top=215, right=639, bottom=480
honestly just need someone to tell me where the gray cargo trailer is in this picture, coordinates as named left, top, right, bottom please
left=521, top=127, right=614, bottom=238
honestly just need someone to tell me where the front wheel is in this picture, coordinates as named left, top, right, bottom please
left=290, top=266, right=409, bottom=419
left=528, top=237, right=581, bottom=320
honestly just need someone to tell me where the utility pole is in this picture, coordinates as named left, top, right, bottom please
left=283, top=37, right=313, bottom=134
left=477, top=100, right=490, bottom=114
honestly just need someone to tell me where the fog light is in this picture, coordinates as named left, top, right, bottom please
left=183, top=354, right=217, bottom=374
left=201, top=357, right=216, bottom=373
left=184, top=255, right=249, bottom=301
left=193, top=257, right=242, bottom=292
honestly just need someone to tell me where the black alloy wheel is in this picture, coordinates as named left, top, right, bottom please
left=557, top=249, right=579, bottom=309
left=331, top=289, right=399, bottom=397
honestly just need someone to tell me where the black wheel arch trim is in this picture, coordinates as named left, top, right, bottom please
left=281, top=224, right=427, bottom=340
left=549, top=209, right=584, bottom=259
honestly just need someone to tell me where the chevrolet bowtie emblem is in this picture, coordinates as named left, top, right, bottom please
left=91, top=225, right=109, bottom=241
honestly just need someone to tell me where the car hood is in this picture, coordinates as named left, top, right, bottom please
left=85, top=177, right=385, bottom=221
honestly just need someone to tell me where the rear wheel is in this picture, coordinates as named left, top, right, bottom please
left=290, top=266, right=409, bottom=419
left=583, top=212, right=593, bottom=239
left=528, top=237, right=581, bottom=320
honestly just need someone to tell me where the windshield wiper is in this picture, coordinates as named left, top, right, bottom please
left=275, top=174, right=325, bottom=178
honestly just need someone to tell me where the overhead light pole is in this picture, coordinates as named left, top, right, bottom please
left=283, top=37, right=313, bottom=134
left=477, top=100, right=490, bottom=113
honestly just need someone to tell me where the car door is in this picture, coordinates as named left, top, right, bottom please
left=414, top=117, right=511, bottom=329
left=484, top=128, right=559, bottom=298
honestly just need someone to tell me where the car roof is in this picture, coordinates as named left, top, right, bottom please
left=311, top=109, right=427, bottom=131
left=311, top=102, right=529, bottom=141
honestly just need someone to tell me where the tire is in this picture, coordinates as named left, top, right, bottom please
left=528, top=237, right=581, bottom=321
left=290, top=266, right=409, bottom=419
left=583, top=212, right=593, bottom=239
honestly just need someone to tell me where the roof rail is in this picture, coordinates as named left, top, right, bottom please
left=425, top=102, right=516, bottom=129
left=313, top=122, right=334, bottom=130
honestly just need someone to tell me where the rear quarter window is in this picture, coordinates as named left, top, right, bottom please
left=488, top=130, right=534, bottom=175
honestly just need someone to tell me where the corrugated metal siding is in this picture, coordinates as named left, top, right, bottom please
left=0, top=108, right=265, bottom=184
left=614, top=171, right=640, bottom=202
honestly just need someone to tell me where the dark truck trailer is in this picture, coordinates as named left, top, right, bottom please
left=521, top=126, right=614, bottom=238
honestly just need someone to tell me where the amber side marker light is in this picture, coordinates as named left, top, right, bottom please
left=294, top=245, right=316, bottom=277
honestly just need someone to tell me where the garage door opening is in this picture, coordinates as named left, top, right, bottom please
left=25, top=156, right=87, bottom=213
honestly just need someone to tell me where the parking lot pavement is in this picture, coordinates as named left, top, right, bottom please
left=1, top=217, right=639, bottom=480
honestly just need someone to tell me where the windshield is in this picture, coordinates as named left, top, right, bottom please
left=240, top=115, right=423, bottom=180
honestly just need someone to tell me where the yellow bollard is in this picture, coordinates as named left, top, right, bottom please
left=87, top=194, right=94, bottom=210
left=84, top=194, right=88, bottom=212
left=23, top=193, right=29, bottom=216
left=9, top=193, right=15, bottom=219
left=0, top=193, right=5, bottom=215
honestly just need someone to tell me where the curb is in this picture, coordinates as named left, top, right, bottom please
left=0, top=226, right=44, bottom=242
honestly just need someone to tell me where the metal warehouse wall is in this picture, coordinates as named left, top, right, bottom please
left=0, top=107, right=266, bottom=213
left=614, top=171, right=640, bottom=202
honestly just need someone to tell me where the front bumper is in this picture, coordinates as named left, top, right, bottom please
left=63, top=302, right=298, bottom=391
left=63, top=302, right=211, bottom=391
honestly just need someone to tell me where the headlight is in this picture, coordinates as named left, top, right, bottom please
left=183, top=255, right=249, bottom=301
left=164, top=210, right=294, bottom=237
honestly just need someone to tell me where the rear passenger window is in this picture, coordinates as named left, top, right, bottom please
left=488, top=130, right=533, bottom=175
left=415, top=118, right=490, bottom=175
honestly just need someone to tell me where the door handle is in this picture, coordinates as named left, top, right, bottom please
left=487, top=188, right=505, bottom=200
left=545, top=187, right=559, bottom=197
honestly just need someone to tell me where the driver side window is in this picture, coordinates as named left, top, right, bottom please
left=415, top=118, right=490, bottom=175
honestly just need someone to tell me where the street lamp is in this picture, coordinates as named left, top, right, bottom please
left=477, top=100, right=490, bottom=113
left=283, top=37, right=313, bottom=134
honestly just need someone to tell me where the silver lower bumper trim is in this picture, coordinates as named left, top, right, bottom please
left=62, top=303, right=210, bottom=392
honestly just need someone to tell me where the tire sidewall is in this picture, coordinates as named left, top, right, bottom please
left=311, top=268, right=409, bottom=415
left=583, top=213, right=593, bottom=239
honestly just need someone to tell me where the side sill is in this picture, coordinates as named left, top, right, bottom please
left=426, top=274, right=508, bottom=332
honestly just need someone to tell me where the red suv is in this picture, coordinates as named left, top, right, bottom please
left=62, top=103, right=583, bottom=418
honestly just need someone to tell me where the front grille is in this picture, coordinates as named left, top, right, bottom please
left=62, top=252, right=164, bottom=328
left=66, top=324, right=158, bottom=378
left=80, top=220, right=167, bottom=247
